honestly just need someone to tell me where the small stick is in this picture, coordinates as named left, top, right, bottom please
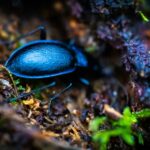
left=103, top=104, right=123, bottom=120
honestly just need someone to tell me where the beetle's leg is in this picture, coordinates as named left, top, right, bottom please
left=20, top=25, right=47, bottom=40
left=1, top=25, right=47, bottom=46
left=15, top=25, right=47, bottom=41
left=79, top=78, right=90, bottom=86
left=37, top=26, right=47, bottom=40
left=4, top=81, right=56, bottom=103
left=48, top=83, right=72, bottom=115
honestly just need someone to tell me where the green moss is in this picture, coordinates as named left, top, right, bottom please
left=89, top=107, right=150, bottom=150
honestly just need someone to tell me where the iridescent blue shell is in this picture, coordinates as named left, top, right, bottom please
left=5, top=40, right=88, bottom=79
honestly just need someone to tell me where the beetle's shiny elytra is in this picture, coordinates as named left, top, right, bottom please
left=5, top=40, right=88, bottom=79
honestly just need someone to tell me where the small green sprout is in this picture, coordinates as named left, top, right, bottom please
left=139, top=11, right=149, bottom=22
left=85, top=44, right=97, bottom=53
left=132, top=108, right=150, bottom=119
left=14, top=79, right=25, bottom=92
left=89, top=107, right=150, bottom=150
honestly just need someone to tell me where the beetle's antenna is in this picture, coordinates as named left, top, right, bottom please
left=48, top=83, right=72, bottom=115
left=5, top=81, right=56, bottom=103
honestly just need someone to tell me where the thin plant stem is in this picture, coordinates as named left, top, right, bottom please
left=0, top=65, right=18, bottom=96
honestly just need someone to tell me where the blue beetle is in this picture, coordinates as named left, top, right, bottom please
left=5, top=26, right=89, bottom=80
